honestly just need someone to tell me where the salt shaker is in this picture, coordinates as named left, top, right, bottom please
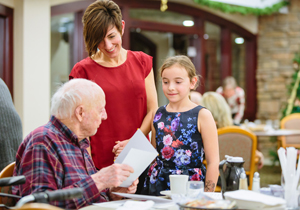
left=239, top=171, right=248, bottom=190
left=252, top=172, right=260, bottom=193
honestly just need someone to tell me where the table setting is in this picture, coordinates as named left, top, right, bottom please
left=80, top=132, right=300, bottom=210
left=240, top=119, right=300, bottom=137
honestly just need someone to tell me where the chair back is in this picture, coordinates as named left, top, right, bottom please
left=218, top=126, right=257, bottom=190
left=14, top=203, right=64, bottom=210
left=280, top=113, right=300, bottom=148
left=0, top=162, right=16, bottom=207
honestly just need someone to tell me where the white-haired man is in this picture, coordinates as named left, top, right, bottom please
left=13, top=79, right=137, bottom=209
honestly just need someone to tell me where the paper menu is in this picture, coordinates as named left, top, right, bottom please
left=114, top=129, right=158, bottom=187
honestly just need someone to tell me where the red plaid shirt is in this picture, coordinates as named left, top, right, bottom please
left=12, top=116, right=109, bottom=209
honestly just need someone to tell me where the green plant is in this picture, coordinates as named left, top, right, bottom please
left=193, top=0, right=289, bottom=16
left=269, top=149, right=279, bottom=166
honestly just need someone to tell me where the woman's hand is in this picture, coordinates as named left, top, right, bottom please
left=112, top=140, right=130, bottom=159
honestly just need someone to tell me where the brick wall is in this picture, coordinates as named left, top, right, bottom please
left=257, top=0, right=300, bottom=120
left=257, top=0, right=300, bottom=163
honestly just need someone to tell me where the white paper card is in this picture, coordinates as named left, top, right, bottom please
left=118, top=148, right=156, bottom=187
left=115, top=129, right=158, bottom=187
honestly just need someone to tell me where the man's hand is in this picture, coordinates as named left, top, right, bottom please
left=112, top=140, right=130, bottom=159
left=109, top=179, right=139, bottom=200
left=91, top=163, right=134, bottom=191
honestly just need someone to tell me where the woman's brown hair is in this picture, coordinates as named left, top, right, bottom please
left=82, top=0, right=123, bottom=57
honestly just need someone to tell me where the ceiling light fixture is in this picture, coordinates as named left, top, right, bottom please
left=183, top=20, right=194, bottom=27
left=235, top=37, right=244, bottom=44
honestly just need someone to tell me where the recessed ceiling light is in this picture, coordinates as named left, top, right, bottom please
left=235, top=37, right=244, bottom=44
left=203, top=34, right=209, bottom=40
left=183, top=20, right=194, bottom=27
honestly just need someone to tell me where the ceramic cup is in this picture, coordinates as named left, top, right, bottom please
left=169, top=175, right=189, bottom=195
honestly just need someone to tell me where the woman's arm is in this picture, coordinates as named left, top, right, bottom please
left=198, top=108, right=219, bottom=192
left=150, top=111, right=157, bottom=149
left=140, top=68, right=158, bottom=136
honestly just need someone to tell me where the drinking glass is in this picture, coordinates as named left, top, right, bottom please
left=273, top=119, right=280, bottom=130
left=187, top=181, right=204, bottom=198
left=266, top=120, right=273, bottom=129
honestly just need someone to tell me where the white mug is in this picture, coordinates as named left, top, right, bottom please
left=169, top=175, right=189, bottom=194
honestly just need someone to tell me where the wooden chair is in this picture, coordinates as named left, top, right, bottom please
left=14, top=203, right=63, bottom=210
left=0, top=162, right=15, bottom=179
left=278, top=113, right=300, bottom=149
left=217, top=126, right=257, bottom=190
left=0, top=162, right=16, bottom=207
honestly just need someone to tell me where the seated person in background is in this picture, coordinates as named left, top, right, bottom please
left=201, top=91, right=264, bottom=169
left=0, top=78, right=22, bottom=171
left=13, top=79, right=138, bottom=209
left=216, top=76, right=245, bottom=125
left=190, top=90, right=202, bottom=105
left=201, top=92, right=232, bottom=128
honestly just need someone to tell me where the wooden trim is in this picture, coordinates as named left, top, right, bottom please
left=220, top=27, right=231, bottom=79
left=0, top=4, right=13, bottom=98
left=192, top=17, right=205, bottom=93
left=114, top=0, right=255, bottom=39
left=128, top=19, right=199, bottom=34
left=72, top=11, right=87, bottom=64
left=121, top=5, right=130, bottom=50
left=244, top=36, right=257, bottom=121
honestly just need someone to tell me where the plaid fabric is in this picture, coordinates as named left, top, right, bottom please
left=12, top=116, right=109, bottom=209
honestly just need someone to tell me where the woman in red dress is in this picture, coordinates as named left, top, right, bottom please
left=69, top=0, right=158, bottom=192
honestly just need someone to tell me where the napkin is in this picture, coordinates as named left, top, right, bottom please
left=277, top=147, right=300, bottom=208
left=224, top=190, right=285, bottom=209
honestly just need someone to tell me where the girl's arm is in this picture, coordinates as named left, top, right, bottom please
left=198, top=108, right=219, bottom=192
left=140, top=69, right=158, bottom=136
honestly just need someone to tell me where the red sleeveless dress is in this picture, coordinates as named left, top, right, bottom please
left=69, top=51, right=152, bottom=169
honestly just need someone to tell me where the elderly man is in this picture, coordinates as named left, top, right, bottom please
left=13, top=79, right=137, bottom=209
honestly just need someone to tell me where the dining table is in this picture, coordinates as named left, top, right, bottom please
left=79, top=192, right=225, bottom=210
left=252, top=129, right=300, bottom=137
left=79, top=198, right=178, bottom=210
left=78, top=191, right=289, bottom=210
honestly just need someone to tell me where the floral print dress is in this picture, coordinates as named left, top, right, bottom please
left=143, top=105, right=206, bottom=195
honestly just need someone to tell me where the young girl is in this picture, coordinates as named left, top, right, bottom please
left=143, top=55, right=219, bottom=195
